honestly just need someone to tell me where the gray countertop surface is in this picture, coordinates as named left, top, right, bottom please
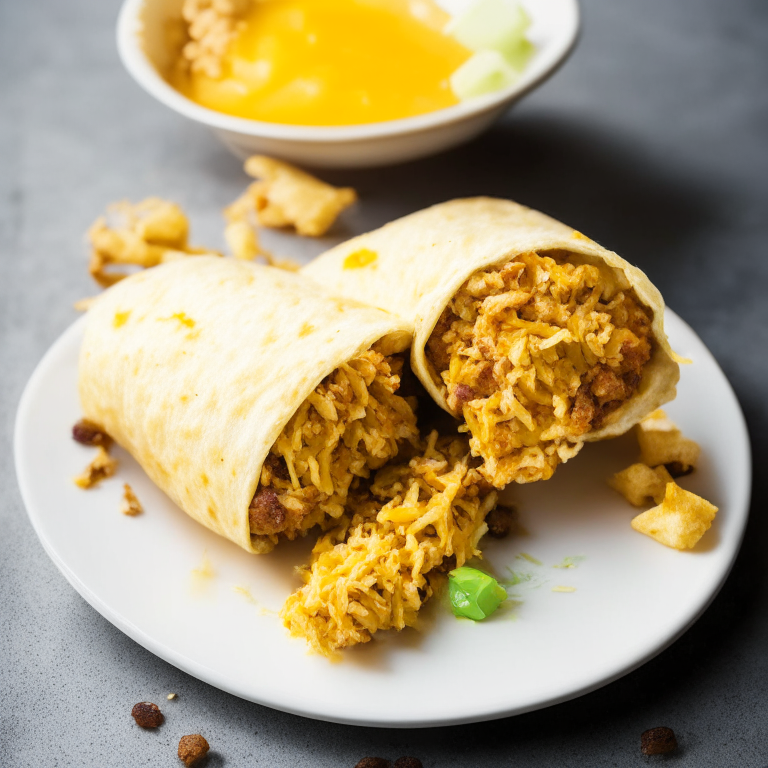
left=2, top=0, right=767, bottom=765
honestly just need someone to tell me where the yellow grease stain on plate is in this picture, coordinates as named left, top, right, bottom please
left=343, top=248, right=378, bottom=270
left=517, top=552, right=542, bottom=566
left=113, top=310, right=131, bottom=328
left=551, top=585, right=577, bottom=593
left=232, top=585, right=278, bottom=616
left=190, top=553, right=216, bottom=597
left=553, top=555, right=586, bottom=569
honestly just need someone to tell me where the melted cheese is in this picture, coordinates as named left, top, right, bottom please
left=173, top=0, right=471, bottom=125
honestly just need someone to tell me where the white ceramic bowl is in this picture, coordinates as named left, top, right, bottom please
left=117, top=0, right=580, bottom=168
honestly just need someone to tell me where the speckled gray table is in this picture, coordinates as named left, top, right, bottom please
left=2, top=0, right=767, bottom=765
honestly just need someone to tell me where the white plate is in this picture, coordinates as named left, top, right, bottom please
left=14, top=310, right=750, bottom=728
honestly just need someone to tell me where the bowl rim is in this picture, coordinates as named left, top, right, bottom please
left=116, top=0, right=581, bottom=143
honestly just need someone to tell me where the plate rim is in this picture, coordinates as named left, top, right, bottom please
left=14, top=310, right=752, bottom=728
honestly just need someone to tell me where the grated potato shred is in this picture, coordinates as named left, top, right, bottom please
left=426, top=250, right=653, bottom=487
left=250, top=349, right=419, bottom=548
left=281, top=432, right=498, bottom=657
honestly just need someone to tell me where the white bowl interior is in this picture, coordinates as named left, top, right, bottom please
left=119, top=0, right=580, bottom=145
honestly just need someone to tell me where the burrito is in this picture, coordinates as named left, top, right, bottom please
left=78, top=257, right=418, bottom=553
left=303, top=198, right=680, bottom=488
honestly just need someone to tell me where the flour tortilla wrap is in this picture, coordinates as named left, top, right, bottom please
left=303, top=197, right=679, bottom=442
left=78, top=257, right=411, bottom=553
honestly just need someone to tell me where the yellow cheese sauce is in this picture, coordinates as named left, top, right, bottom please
left=172, top=0, right=471, bottom=126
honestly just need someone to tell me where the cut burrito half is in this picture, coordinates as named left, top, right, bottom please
left=303, top=198, right=680, bottom=488
left=78, top=257, right=418, bottom=553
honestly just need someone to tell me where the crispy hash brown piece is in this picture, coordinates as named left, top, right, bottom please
left=426, top=250, right=654, bottom=488
left=608, top=463, right=673, bottom=507
left=226, top=156, right=357, bottom=238
left=281, top=432, right=498, bottom=657
left=88, top=198, right=218, bottom=287
left=249, top=349, right=419, bottom=551
left=631, top=482, right=718, bottom=550
left=74, top=446, right=118, bottom=489
left=636, top=409, right=700, bottom=475
left=121, top=483, right=144, bottom=516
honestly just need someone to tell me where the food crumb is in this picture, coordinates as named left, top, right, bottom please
left=485, top=505, right=517, bottom=539
left=167, top=693, right=177, bottom=700
left=121, top=483, right=143, bottom=516
left=178, top=734, right=210, bottom=766
left=74, top=445, right=118, bottom=489
left=551, top=586, right=576, bottom=593
left=354, top=759, right=390, bottom=768
left=641, top=726, right=678, bottom=755
left=131, top=701, right=164, bottom=728
left=227, top=155, right=357, bottom=238
left=74, top=296, right=97, bottom=312
left=72, top=418, right=112, bottom=448
left=394, top=758, right=423, bottom=768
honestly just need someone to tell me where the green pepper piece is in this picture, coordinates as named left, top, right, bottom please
left=448, top=566, right=508, bottom=621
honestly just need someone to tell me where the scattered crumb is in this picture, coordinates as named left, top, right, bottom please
left=167, top=693, right=178, bottom=700
left=121, top=483, right=143, bottom=516
left=393, top=758, right=423, bottom=768
left=636, top=409, right=700, bottom=474
left=226, top=155, right=357, bottom=238
left=553, top=556, right=585, bottom=569
left=178, top=733, right=210, bottom=766
left=74, top=296, right=97, bottom=312
left=74, top=446, right=117, bottom=489
left=87, top=198, right=219, bottom=288
left=631, top=482, right=718, bottom=550
left=641, top=726, right=678, bottom=755
left=484, top=504, right=517, bottom=539
left=392, top=757, right=424, bottom=768
left=517, top=552, right=542, bottom=566
left=354, top=759, right=390, bottom=768
left=131, top=702, right=164, bottom=728
left=551, top=586, right=577, bottom=593
left=72, top=418, right=112, bottom=448
left=608, top=462, right=673, bottom=507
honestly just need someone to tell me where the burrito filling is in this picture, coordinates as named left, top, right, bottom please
left=249, top=349, right=419, bottom=547
left=426, top=250, right=654, bottom=488
left=281, top=432, right=497, bottom=657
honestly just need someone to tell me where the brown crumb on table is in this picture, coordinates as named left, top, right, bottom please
left=121, top=484, right=143, bottom=516
left=131, top=702, right=164, bottom=728
left=641, top=726, right=678, bottom=755
left=354, top=759, right=390, bottom=768
left=74, top=446, right=117, bottom=489
left=178, top=734, right=210, bottom=766
left=394, top=758, right=424, bottom=768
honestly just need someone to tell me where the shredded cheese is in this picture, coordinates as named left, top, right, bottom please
left=251, top=349, right=419, bottom=547
left=281, top=432, right=497, bottom=657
